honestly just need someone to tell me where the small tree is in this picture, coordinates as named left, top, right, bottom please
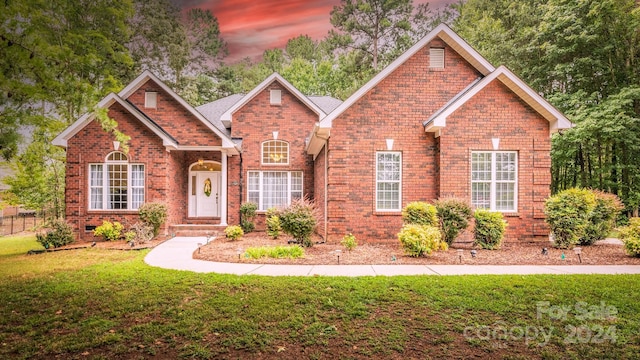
left=402, top=201, right=437, bottom=226
left=434, top=198, right=473, bottom=245
left=473, top=210, right=506, bottom=250
left=279, top=198, right=319, bottom=247
left=139, top=202, right=168, bottom=237
left=544, top=188, right=597, bottom=248
left=240, top=202, right=257, bottom=233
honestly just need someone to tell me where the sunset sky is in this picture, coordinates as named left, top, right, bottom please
left=175, top=0, right=456, bottom=63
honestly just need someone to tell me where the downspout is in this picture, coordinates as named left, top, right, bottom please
left=239, top=152, right=243, bottom=225
left=324, top=142, right=328, bottom=242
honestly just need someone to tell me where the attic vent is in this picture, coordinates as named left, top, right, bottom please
left=270, top=89, right=282, bottom=105
left=429, top=48, right=445, bottom=69
left=145, top=91, right=157, bottom=109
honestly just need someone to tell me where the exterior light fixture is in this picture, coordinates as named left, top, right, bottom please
left=573, top=247, right=582, bottom=263
left=470, top=250, right=477, bottom=258
left=456, top=249, right=463, bottom=263
left=335, top=249, right=342, bottom=264
left=197, top=158, right=204, bottom=166
left=197, top=243, right=203, bottom=254
left=236, top=248, right=243, bottom=260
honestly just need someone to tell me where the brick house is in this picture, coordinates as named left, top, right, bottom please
left=53, top=24, right=571, bottom=243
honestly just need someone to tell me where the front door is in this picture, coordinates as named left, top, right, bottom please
left=193, top=171, right=220, bottom=217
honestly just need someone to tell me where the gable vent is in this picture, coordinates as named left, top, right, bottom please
left=144, top=91, right=157, bottom=109
left=429, top=48, right=445, bottom=69
left=270, top=89, right=282, bottom=105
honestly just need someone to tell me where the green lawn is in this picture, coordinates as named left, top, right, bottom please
left=0, top=235, right=639, bottom=359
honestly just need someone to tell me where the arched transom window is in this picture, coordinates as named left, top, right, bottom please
left=262, top=140, right=289, bottom=165
left=89, top=151, right=145, bottom=210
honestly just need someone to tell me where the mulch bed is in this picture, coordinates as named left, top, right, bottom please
left=50, top=235, right=171, bottom=252
left=194, top=232, right=640, bottom=265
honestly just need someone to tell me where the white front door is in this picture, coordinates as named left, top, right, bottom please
left=192, top=171, right=220, bottom=217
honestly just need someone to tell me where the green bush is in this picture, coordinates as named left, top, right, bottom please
left=224, top=225, right=244, bottom=241
left=240, top=202, right=257, bottom=233
left=619, top=217, right=640, bottom=257
left=138, top=202, right=168, bottom=237
left=93, top=221, right=124, bottom=241
left=280, top=198, right=319, bottom=247
left=402, top=201, right=438, bottom=226
left=341, top=233, right=357, bottom=252
left=474, top=210, right=506, bottom=250
left=544, top=188, right=597, bottom=248
left=580, top=190, right=624, bottom=245
left=36, top=219, right=75, bottom=249
left=434, top=198, right=473, bottom=245
left=265, top=207, right=282, bottom=239
left=245, top=245, right=304, bottom=259
left=397, top=224, right=447, bottom=257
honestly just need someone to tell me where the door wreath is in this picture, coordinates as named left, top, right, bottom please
left=204, top=178, right=212, bottom=197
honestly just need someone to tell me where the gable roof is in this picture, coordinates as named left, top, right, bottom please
left=424, top=66, right=572, bottom=135
left=317, top=23, right=495, bottom=130
left=119, top=71, right=238, bottom=151
left=219, top=73, right=327, bottom=127
left=196, top=94, right=244, bottom=137
left=52, top=93, right=179, bottom=149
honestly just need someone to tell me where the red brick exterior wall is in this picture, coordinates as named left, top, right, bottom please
left=439, top=80, right=551, bottom=242
left=229, top=81, right=318, bottom=229
left=66, top=102, right=171, bottom=241
left=325, top=39, right=482, bottom=243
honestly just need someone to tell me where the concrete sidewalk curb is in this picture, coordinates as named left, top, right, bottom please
left=144, top=237, right=640, bottom=277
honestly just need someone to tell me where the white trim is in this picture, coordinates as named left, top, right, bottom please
left=220, top=153, right=228, bottom=226
left=52, top=93, right=179, bottom=149
left=375, top=151, right=402, bottom=212
left=220, top=73, right=326, bottom=127
left=425, top=66, right=572, bottom=136
left=118, top=70, right=239, bottom=150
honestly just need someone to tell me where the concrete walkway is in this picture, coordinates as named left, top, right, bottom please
left=144, top=236, right=640, bottom=277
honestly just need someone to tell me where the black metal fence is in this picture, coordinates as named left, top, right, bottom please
left=0, top=211, right=51, bottom=236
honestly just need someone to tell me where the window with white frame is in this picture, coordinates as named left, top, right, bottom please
left=471, top=151, right=517, bottom=211
left=247, top=171, right=302, bottom=211
left=376, top=152, right=401, bottom=211
left=89, top=152, right=145, bottom=210
left=262, top=140, right=289, bottom=165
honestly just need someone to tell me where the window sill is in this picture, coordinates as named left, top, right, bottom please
left=87, top=210, right=140, bottom=214
left=429, top=67, right=445, bottom=72
left=502, top=212, right=520, bottom=217
left=375, top=211, right=402, bottom=216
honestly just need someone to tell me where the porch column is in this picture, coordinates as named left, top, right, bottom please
left=220, top=150, right=228, bottom=226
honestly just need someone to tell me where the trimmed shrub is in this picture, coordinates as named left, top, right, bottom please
left=93, top=221, right=124, bottom=241
left=397, top=224, right=447, bottom=257
left=139, top=202, right=168, bottom=237
left=580, top=191, right=624, bottom=245
left=434, top=198, right=473, bottom=245
left=280, top=198, right=319, bottom=247
left=240, top=202, right=257, bottom=233
left=245, top=245, right=304, bottom=259
left=402, top=201, right=438, bottom=226
left=36, top=219, right=75, bottom=249
left=265, top=207, right=282, bottom=239
left=474, top=210, right=506, bottom=250
left=224, top=225, right=244, bottom=241
left=620, top=218, right=640, bottom=257
left=341, top=233, right=357, bottom=252
left=129, top=222, right=154, bottom=244
left=544, top=188, right=597, bottom=249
